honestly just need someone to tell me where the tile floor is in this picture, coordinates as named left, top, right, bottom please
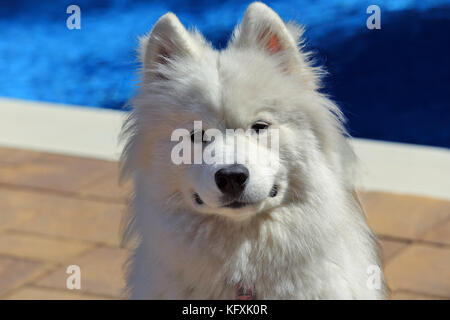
left=0, top=146, right=448, bottom=300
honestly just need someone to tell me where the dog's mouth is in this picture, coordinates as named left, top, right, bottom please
left=223, top=201, right=249, bottom=209
left=269, top=184, right=278, bottom=197
left=193, top=184, right=278, bottom=209
left=193, top=193, right=204, bottom=205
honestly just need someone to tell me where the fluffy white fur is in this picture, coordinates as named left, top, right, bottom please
left=120, top=2, right=387, bottom=299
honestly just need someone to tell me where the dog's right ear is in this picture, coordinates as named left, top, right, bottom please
left=140, top=13, right=198, bottom=78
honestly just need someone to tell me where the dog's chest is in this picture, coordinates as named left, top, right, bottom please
left=179, top=238, right=314, bottom=299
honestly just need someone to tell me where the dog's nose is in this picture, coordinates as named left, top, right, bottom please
left=215, top=165, right=249, bottom=196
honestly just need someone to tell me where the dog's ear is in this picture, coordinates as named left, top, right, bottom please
left=140, top=13, right=198, bottom=77
left=232, top=2, right=307, bottom=73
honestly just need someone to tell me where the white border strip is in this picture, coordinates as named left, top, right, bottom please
left=0, top=98, right=126, bottom=161
left=1, top=98, right=449, bottom=200
left=351, top=139, right=450, bottom=200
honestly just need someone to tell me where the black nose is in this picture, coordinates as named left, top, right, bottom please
left=215, top=165, right=249, bottom=196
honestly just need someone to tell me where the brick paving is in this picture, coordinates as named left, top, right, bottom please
left=0, top=146, right=448, bottom=300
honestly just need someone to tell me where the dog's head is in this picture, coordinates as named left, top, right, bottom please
left=122, top=2, right=349, bottom=221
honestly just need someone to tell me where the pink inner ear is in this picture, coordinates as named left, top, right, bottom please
left=259, top=29, right=281, bottom=54
left=266, top=34, right=281, bottom=53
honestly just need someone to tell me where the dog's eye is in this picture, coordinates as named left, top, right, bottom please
left=251, top=121, right=270, bottom=133
left=190, top=130, right=205, bottom=143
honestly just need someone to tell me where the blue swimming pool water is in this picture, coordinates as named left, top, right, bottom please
left=0, top=0, right=449, bottom=147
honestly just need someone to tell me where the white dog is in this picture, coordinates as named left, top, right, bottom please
left=120, top=2, right=386, bottom=299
